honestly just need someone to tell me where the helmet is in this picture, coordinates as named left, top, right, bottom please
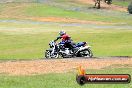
left=59, top=30, right=66, bottom=36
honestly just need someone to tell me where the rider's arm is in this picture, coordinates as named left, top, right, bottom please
left=54, top=36, right=62, bottom=42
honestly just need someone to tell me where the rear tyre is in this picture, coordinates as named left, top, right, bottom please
left=87, top=49, right=93, bottom=58
left=78, top=49, right=93, bottom=58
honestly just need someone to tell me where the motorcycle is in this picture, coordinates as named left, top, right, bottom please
left=45, top=40, right=93, bottom=59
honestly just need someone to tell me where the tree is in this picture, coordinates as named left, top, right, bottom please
left=128, top=2, right=132, bottom=14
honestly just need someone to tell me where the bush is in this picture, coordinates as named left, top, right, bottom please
left=128, top=2, right=132, bottom=14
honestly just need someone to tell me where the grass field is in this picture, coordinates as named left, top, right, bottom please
left=25, top=3, right=132, bottom=24
left=0, top=3, right=132, bottom=24
left=113, top=2, right=130, bottom=7
left=113, top=0, right=131, bottom=7
left=0, top=68, right=132, bottom=88
left=0, top=2, right=132, bottom=59
left=0, top=21, right=132, bottom=59
left=0, top=1, right=132, bottom=88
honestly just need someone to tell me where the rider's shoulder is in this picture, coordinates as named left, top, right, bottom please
left=62, top=34, right=69, bottom=37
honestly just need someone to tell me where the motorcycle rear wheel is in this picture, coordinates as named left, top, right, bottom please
left=78, top=49, right=93, bottom=58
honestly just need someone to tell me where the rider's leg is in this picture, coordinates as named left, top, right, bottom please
left=69, top=42, right=79, bottom=54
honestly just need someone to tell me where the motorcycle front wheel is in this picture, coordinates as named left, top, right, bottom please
left=45, top=50, right=59, bottom=59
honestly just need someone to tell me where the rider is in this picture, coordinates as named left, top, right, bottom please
left=54, top=30, right=77, bottom=54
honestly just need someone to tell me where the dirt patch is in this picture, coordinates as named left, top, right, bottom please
left=27, top=17, right=111, bottom=24
left=77, top=0, right=127, bottom=12
left=0, top=57, right=132, bottom=75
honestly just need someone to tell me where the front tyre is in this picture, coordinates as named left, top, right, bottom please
left=45, top=50, right=59, bottom=59
left=45, top=50, right=51, bottom=59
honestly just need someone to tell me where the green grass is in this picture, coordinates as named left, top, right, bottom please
left=0, top=2, right=131, bottom=60
left=25, top=3, right=132, bottom=24
left=72, top=31, right=132, bottom=57
left=0, top=68, right=131, bottom=88
left=0, top=21, right=132, bottom=59
left=25, top=4, right=105, bottom=20
left=113, top=1, right=131, bottom=7
left=0, top=3, right=132, bottom=24
left=0, top=2, right=131, bottom=88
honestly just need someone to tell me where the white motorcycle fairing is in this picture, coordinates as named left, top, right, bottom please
left=77, top=46, right=91, bottom=52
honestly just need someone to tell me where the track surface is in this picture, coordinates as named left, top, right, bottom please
left=0, top=57, right=132, bottom=75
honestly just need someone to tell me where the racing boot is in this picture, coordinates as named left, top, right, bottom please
left=73, top=47, right=79, bottom=56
